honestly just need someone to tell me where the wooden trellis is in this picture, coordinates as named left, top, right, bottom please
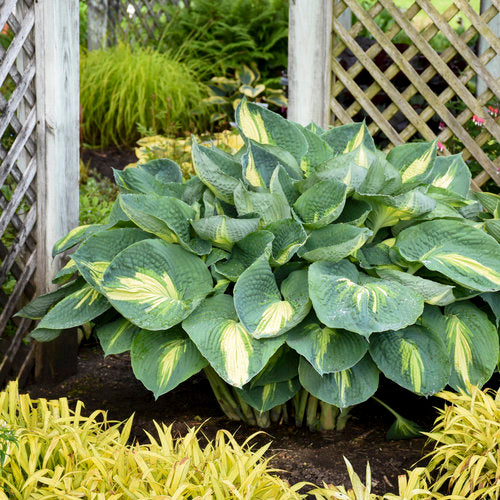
left=0, top=0, right=79, bottom=386
left=330, top=0, right=500, bottom=189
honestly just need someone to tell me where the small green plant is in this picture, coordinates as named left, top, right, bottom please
left=20, top=101, right=500, bottom=431
left=0, top=420, right=16, bottom=471
left=205, top=64, right=287, bottom=123
left=80, top=44, right=209, bottom=147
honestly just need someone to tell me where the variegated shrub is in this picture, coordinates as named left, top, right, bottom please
left=20, top=101, right=500, bottom=430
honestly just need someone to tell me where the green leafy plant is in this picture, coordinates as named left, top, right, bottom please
left=205, top=64, right=287, bottom=123
left=80, top=44, right=209, bottom=147
left=20, top=101, right=500, bottom=431
left=0, top=420, right=16, bottom=471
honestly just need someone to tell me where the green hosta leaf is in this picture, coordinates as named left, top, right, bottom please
left=73, top=228, right=151, bottom=292
left=131, top=328, right=207, bottom=399
left=481, top=292, right=500, bottom=327
left=263, top=91, right=288, bottom=108
left=96, top=318, right=141, bottom=356
left=484, top=219, right=500, bottom=243
left=298, top=224, right=371, bottom=263
left=357, top=155, right=402, bottom=195
left=299, top=354, right=379, bottom=408
left=387, top=140, right=436, bottom=186
left=234, top=258, right=311, bottom=338
left=29, top=328, right=62, bottom=342
left=236, top=377, right=301, bottom=413
left=369, top=325, right=449, bottom=396
left=376, top=269, right=455, bottom=306
left=191, top=215, right=260, bottom=251
left=236, top=100, right=308, bottom=162
left=205, top=248, right=230, bottom=267
left=52, top=259, right=78, bottom=284
left=139, top=159, right=183, bottom=184
left=395, top=219, right=500, bottom=292
left=102, top=240, right=212, bottom=331
left=250, top=346, right=299, bottom=387
left=269, top=166, right=300, bottom=205
left=114, top=168, right=184, bottom=198
left=37, top=283, right=110, bottom=329
left=287, top=314, right=368, bottom=374
left=310, top=152, right=368, bottom=191
left=474, top=191, right=500, bottom=216
left=182, top=176, right=205, bottom=206
left=355, top=240, right=395, bottom=270
left=293, top=179, right=347, bottom=229
left=182, top=294, right=285, bottom=388
left=265, top=219, right=307, bottom=266
left=336, top=199, right=371, bottom=226
left=52, top=224, right=106, bottom=257
left=321, top=122, right=375, bottom=154
left=296, top=124, right=333, bottom=175
left=309, top=260, right=423, bottom=337
left=192, top=140, right=242, bottom=204
left=429, top=154, right=471, bottom=197
left=120, top=194, right=210, bottom=255
left=442, top=302, right=498, bottom=390
left=16, top=279, right=83, bottom=320
left=234, top=183, right=291, bottom=224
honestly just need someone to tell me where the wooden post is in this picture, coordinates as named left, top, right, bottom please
left=88, top=0, right=109, bottom=50
left=477, top=0, right=500, bottom=96
left=34, top=0, right=80, bottom=380
left=288, top=0, right=333, bottom=128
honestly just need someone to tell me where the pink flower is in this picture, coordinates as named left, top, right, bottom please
left=488, top=106, right=498, bottom=118
left=472, top=115, right=485, bottom=126
left=438, top=121, right=446, bottom=131
left=437, top=141, right=445, bottom=152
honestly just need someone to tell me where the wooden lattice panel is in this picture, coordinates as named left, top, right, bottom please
left=331, top=0, right=500, bottom=189
left=0, top=0, right=37, bottom=384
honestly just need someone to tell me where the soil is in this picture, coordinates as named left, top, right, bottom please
left=25, top=343, right=440, bottom=495
left=81, top=146, right=137, bottom=180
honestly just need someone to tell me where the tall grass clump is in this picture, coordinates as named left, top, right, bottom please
left=80, top=44, right=209, bottom=147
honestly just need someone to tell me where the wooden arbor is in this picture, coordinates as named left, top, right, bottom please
left=0, top=0, right=79, bottom=384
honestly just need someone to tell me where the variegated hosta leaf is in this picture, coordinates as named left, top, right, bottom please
left=16, top=279, right=84, bottom=320
left=37, top=283, right=110, bottom=329
left=114, top=167, right=184, bottom=198
left=293, top=179, right=347, bottom=229
left=191, top=139, right=242, bottom=204
left=440, top=302, right=498, bottom=390
left=52, top=224, right=106, bottom=257
left=182, top=294, right=285, bottom=388
left=376, top=269, right=455, bottom=306
left=269, top=165, right=300, bottom=205
left=308, top=260, right=423, bottom=337
left=286, top=314, right=368, bottom=375
left=130, top=328, right=207, bottom=398
left=309, top=152, right=368, bottom=191
left=296, top=123, right=333, bottom=176
left=484, top=219, right=500, bottom=243
left=240, top=83, right=265, bottom=98
left=120, top=194, right=211, bottom=255
left=139, top=158, right=183, bottom=184
left=52, top=258, right=78, bottom=284
left=233, top=183, right=291, bottom=225
left=369, top=325, right=450, bottom=396
left=298, top=224, right=371, bottom=263
left=242, top=140, right=301, bottom=188
left=387, top=140, right=436, bottom=186
left=474, top=191, right=500, bottom=216
left=429, top=154, right=471, bottom=197
left=235, top=100, right=308, bottom=162
left=336, top=199, right=371, bottom=226
left=265, top=219, right=307, bottom=266
left=236, top=377, right=301, bottom=413
left=234, top=258, right=311, bottom=338
left=190, top=215, right=260, bottom=251
left=215, top=230, right=274, bottom=281
left=321, top=121, right=375, bottom=155
left=395, top=219, right=500, bottom=292
left=250, top=346, right=299, bottom=387
left=298, top=354, right=379, bottom=408
left=96, top=318, right=141, bottom=356
left=102, top=239, right=213, bottom=331
left=357, top=155, right=402, bottom=195
left=72, top=228, right=151, bottom=292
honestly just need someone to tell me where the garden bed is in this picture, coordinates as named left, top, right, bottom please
left=26, top=343, right=434, bottom=495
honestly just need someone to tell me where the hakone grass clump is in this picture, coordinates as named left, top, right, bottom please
left=20, top=101, right=500, bottom=431
left=0, top=381, right=306, bottom=499
left=80, top=44, right=209, bottom=147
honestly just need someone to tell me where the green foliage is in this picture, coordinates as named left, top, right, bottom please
left=205, top=64, right=287, bottom=123
left=0, top=421, right=16, bottom=470
left=23, top=101, right=500, bottom=430
left=80, top=44, right=209, bottom=147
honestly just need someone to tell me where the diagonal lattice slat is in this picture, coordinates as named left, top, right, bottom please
left=332, top=0, right=500, bottom=188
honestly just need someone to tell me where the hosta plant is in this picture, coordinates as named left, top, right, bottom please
left=19, top=101, right=500, bottom=431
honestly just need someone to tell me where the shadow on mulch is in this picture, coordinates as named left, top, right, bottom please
left=25, top=343, right=442, bottom=495
left=81, top=146, right=137, bottom=180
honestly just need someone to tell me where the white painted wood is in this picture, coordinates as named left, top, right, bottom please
left=88, top=0, right=109, bottom=50
left=35, top=0, right=79, bottom=293
left=477, top=0, right=500, bottom=96
left=288, top=0, right=333, bottom=128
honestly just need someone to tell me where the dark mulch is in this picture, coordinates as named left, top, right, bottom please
left=81, top=146, right=137, bottom=180
left=25, top=344, right=440, bottom=495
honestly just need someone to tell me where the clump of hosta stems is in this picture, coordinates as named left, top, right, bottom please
left=20, top=100, right=500, bottom=431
